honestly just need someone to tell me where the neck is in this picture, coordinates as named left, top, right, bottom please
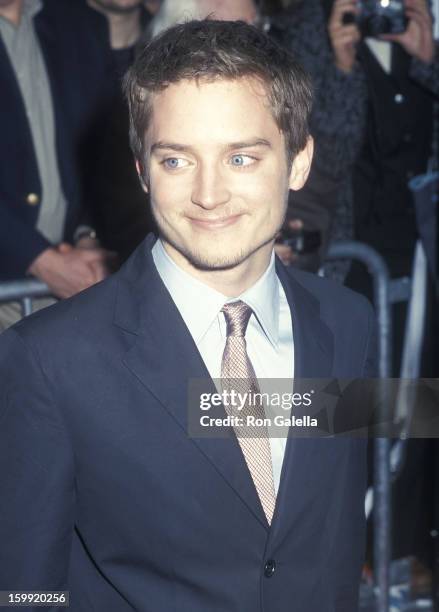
left=0, top=0, right=23, bottom=26
left=162, top=241, right=274, bottom=298
left=88, top=1, right=141, bottom=49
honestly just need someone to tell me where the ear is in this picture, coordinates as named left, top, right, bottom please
left=135, top=160, right=149, bottom=193
left=288, top=136, right=314, bottom=191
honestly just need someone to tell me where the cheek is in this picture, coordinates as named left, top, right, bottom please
left=149, top=173, right=190, bottom=216
left=244, top=169, right=288, bottom=221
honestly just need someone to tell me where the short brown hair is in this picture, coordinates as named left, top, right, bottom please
left=124, top=19, right=313, bottom=177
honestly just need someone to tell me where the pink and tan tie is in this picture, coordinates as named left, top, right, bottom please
left=221, top=301, right=276, bottom=524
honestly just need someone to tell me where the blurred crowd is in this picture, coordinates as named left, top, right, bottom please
left=1, top=0, right=438, bottom=358
left=0, top=0, right=438, bottom=585
left=1, top=0, right=437, bottom=320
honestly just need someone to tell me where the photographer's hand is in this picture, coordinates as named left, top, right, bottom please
left=328, top=0, right=361, bottom=73
left=381, top=0, right=434, bottom=64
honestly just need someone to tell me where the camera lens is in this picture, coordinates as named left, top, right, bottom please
left=367, top=14, right=390, bottom=36
left=342, top=11, right=356, bottom=25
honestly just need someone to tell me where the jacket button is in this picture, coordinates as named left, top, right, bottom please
left=264, top=559, right=276, bottom=577
left=26, top=193, right=40, bottom=206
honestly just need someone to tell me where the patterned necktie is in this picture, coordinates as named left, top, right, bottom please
left=221, top=301, right=276, bottom=524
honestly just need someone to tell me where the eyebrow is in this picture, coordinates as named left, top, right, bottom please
left=150, top=139, right=272, bottom=154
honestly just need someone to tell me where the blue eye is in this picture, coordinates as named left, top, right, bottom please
left=230, top=154, right=255, bottom=167
left=164, top=158, right=181, bottom=169
left=161, top=157, right=190, bottom=170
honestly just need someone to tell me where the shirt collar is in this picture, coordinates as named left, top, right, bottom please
left=152, top=239, right=228, bottom=344
left=23, top=0, right=43, bottom=19
left=238, top=251, right=279, bottom=348
left=152, top=239, right=280, bottom=348
left=0, top=0, right=42, bottom=28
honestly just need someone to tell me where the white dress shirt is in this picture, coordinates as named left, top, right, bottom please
left=152, top=239, right=294, bottom=493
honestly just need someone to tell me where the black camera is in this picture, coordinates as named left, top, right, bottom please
left=344, top=0, right=408, bottom=37
left=276, top=228, right=321, bottom=255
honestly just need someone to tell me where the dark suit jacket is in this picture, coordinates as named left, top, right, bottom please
left=0, top=234, right=377, bottom=611
left=0, top=0, right=114, bottom=279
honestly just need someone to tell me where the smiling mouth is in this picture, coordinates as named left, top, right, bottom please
left=188, top=214, right=243, bottom=229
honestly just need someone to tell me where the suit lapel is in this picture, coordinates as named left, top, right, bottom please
left=115, top=240, right=337, bottom=533
left=0, top=36, right=39, bottom=178
left=0, top=36, right=25, bottom=117
left=116, top=236, right=268, bottom=528
left=271, top=262, right=335, bottom=539
left=276, top=261, right=334, bottom=380
left=34, top=8, right=70, bottom=194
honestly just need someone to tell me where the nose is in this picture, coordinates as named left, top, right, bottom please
left=191, top=162, right=231, bottom=210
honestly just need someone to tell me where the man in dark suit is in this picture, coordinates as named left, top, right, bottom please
left=0, top=19, right=376, bottom=611
left=0, top=0, right=115, bottom=328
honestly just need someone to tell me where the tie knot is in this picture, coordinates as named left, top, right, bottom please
left=221, top=301, right=253, bottom=337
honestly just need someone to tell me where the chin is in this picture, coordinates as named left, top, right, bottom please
left=183, top=246, right=250, bottom=271
left=158, top=220, right=277, bottom=272
left=183, top=235, right=275, bottom=271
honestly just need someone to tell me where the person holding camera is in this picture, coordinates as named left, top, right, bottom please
left=326, top=0, right=439, bottom=584
left=329, top=0, right=437, bottom=74
left=325, top=0, right=437, bottom=320
left=321, top=0, right=437, bottom=283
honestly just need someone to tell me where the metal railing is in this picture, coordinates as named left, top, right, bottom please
left=325, top=239, right=429, bottom=612
left=326, top=241, right=392, bottom=378
left=0, top=278, right=51, bottom=318
left=325, top=240, right=392, bottom=612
